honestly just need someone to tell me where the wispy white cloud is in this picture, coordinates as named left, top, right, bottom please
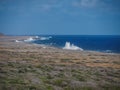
left=80, top=0, right=99, bottom=7
left=72, top=0, right=103, bottom=8
left=72, top=0, right=120, bottom=11
left=30, top=0, right=63, bottom=12
left=0, top=0, right=119, bottom=14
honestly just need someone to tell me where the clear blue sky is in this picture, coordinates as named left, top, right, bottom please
left=0, top=0, right=120, bottom=35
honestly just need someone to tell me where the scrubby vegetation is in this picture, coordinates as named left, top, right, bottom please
left=0, top=36, right=120, bottom=90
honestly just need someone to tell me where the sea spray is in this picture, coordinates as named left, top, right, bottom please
left=63, top=42, right=83, bottom=51
left=24, top=37, right=35, bottom=42
left=15, top=40, right=21, bottom=42
left=40, top=36, right=52, bottom=40
left=35, top=36, right=39, bottom=39
left=15, top=36, right=51, bottom=43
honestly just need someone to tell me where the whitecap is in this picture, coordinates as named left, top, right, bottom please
left=15, top=40, right=21, bottom=42
left=63, top=42, right=83, bottom=51
left=35, top=36, right=39, bottom=39
left=40, top=36, right=52, bottom=40
left=24, top=37, right=35, bottom=42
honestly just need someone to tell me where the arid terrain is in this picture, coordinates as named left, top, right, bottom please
left=0, top=36, right=120, bottom=90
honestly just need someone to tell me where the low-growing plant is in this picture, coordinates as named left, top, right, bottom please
left=64, top=86, right=95, bottom=90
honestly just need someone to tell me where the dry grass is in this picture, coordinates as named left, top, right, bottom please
left=0, top=36, right=120, bottom=90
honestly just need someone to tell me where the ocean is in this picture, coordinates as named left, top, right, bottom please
left=17, top=35, right=120, bottom=53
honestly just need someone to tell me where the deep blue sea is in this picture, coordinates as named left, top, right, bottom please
left=32, top=35, right=120, bottom=53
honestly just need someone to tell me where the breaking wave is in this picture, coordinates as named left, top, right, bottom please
left=40, top=36, right=52, bottom=40
left=24, top=37, right=35, bottom=42
left=15, top=36, right=52, bottom=43
left=35, top=36, right=39, bottom=39
left=15, top=40, right=21, bottom=42
left=63, top=42, right=83, bottom=51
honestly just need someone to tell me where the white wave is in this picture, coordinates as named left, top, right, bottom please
left=63, top=42, right=83, bottom=51
left=15, top=40, right=21, bottom=42
left=35, top=36, right=39, bottom=39
left=40, top=36, right=52, bottom=40
left=18, top=36, right=52, bottom=43
left=24, top=37, right=35, bottom=42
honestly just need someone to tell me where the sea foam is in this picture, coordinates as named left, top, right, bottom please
left=35, top=36, right=39, bottom=39
left=24, top=37, right=35, bottom=42
left=15, top=40, right=21, bottom=42
left=40, top=36, right=52, bottom=40
left=15, top=36, right=52, bottom=43
left=63, top=42, right=83, bottom=51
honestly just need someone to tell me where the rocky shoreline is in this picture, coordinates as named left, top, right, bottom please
left=0, top=36, right=120, bottom=90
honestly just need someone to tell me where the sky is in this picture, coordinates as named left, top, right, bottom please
left=0, top=0, right=120, bottom=35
